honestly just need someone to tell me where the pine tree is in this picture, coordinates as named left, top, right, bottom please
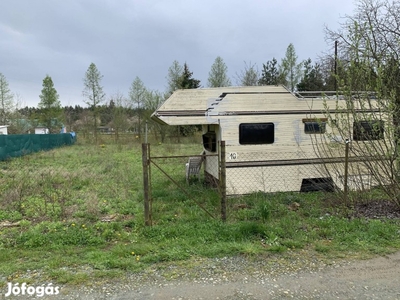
left=259, top=58, right=279, bottom=85
left=165, top=62, right=201, bottom=139
left=178, top=63, right=201, bottom=89
left=297, top=59, right=325, bottom=91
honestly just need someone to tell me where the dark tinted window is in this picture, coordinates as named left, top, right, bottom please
left=202, top=132, right=217, bottom=152
left=239, top=123, right=274, bottom=145
left=304, top=122, right=326, bottom=134
left=353, top=120, right=384, bottom=141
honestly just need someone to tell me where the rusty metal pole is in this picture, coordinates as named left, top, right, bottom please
left=142, top=143, right=151, bottom=226
left=220, top=141, right=227, bottom=222
left=344, top=139, right=350, bottom=206
left=147, top=143, right=152, bottom=225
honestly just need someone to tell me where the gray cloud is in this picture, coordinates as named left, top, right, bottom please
left=0, top=0, right=356, bottom=107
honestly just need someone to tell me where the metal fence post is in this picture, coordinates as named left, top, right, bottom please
left=142, top=143, right=152, bottom=226
left=220, top=141, right=227, bottom=222
left=344, top=139, right=350, bottom=206
left=145, top=120, right=148, bottom=144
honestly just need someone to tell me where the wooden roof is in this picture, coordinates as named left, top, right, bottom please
left=151, top=85, right=379, bottom=125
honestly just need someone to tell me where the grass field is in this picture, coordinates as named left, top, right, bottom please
left=1, top=138, right=400, bottom=286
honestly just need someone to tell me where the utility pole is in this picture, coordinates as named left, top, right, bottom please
left=334, top=41, right=338, bottom=92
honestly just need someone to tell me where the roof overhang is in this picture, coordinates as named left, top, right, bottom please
left=151, top=85, right=300, bottom=126
left=151, top=86, right=385, bottom=127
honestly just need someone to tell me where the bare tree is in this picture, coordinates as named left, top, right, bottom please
left=143, top=90, right=168, bottom=142
left=0, top=73, right=14, bottom=125
left=317, top=0, right=400, bottom=205
left=235, top=61, right=259, bottom=86
left=325, top=0, right=400, bottom=64
left=109, top=91, right=129, bottom=142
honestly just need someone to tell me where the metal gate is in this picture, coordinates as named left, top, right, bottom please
left=142, top=143, right=226, bottom=226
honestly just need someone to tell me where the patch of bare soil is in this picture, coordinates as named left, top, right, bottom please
left=352, top=200, right=400, bottom=219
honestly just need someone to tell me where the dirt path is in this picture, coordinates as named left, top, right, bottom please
left=4, top=251, right=400, bottom=299
left=110, top=252, right=400, bottom=300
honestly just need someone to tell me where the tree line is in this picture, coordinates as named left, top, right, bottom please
left=0, top=45, right=334, bottom=137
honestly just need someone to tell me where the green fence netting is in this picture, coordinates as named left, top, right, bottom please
left=0, top=133, right=77, bottom=161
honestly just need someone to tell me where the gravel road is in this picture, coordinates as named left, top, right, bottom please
left=3, top=250, right=400, bottom=299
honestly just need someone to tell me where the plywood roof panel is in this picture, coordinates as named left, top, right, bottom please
left=151, top=85, right=376, bottom=125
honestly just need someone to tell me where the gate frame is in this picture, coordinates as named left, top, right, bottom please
left=142, top=142, right=226, bottom=226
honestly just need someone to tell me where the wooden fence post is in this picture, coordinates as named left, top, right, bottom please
left=142, top=143, right=152, bottom=226
left=220, top=141, right=227, bottom=222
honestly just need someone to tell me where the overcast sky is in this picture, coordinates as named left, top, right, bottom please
left=1, top=0, right=357, bottom=107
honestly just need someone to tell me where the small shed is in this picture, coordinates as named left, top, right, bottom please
left=0, top=125, right=9, bottom=135
left=151, top=85, right=384, bottom=195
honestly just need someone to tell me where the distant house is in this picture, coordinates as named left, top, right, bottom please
left=97, top=126, right=113, bottom=134
left=0, top=125, right=9, bottom=135
left=35, top=127, right=49, bottom=134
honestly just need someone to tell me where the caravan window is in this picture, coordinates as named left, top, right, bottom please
left=353, top=120, right=384, bottom=141
left=302, top=118, right=327, bottom=134
left=239, top=123, right=274, bottom=145
left=304, top=122, right=326, bottom=134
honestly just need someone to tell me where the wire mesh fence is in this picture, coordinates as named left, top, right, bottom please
left=222, top=142, right=345, bottom=196
left=142, top=143, right=221, bottom=225
left=142, top=140, right=388, bottom=225
left=223, top=139, right=393, bottom=196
